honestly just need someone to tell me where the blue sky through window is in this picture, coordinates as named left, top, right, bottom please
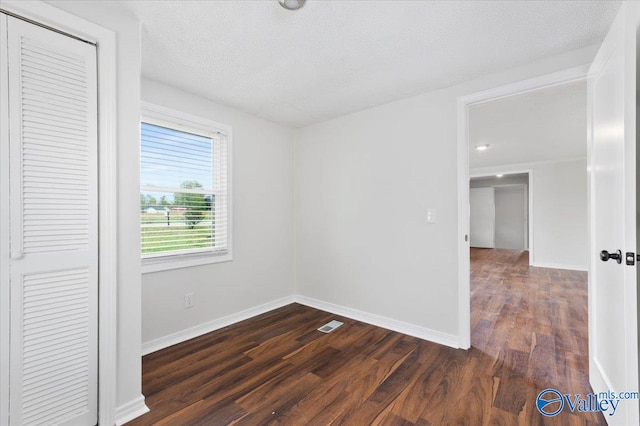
left=141, top=122, right=213, bottom=203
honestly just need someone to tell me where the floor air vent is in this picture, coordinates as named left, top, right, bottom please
left=318, top=320, right=344, bottom=333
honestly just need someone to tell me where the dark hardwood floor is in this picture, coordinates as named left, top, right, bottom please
left=128, top=248, right=603, bottom=425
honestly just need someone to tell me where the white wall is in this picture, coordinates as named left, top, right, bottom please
left=294, top=47, right=596, bottom=343
left=532, top=160, right=588, bottom=270
left=140, top=79, right=295, bottom=348
left=472, top=159, right=588, bottom=270
left=44, top=0, right=143, bottom=418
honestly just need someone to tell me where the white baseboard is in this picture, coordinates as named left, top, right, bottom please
left=294, top=295, right=461, bottom=349
left=142, top=293, right=462, bottom=358
left=141, top=295, right=296, bottom=355
left=115, top=394, right=149, bottom=426
left=531, top=261, right=587, bottom=271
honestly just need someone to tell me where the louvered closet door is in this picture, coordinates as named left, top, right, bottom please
left=2, top=15, right=98, bottom=426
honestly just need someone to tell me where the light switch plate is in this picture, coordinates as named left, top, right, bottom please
left=184, top=292, right=194, bottom=309
left=427, top=208, right=437, bottom=223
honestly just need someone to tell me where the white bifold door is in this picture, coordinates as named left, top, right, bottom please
left=0, top=13, right=98, bottom=426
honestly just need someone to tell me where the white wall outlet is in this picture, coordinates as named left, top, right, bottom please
left=427, top=208, right=437, bottom=224
left=184, top=292, right=194, bottom=309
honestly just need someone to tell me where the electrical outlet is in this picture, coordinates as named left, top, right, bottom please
left=184, top=293, right=194, bottom=309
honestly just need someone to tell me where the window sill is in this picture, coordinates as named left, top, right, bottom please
left=141, top=252, right=232, bottom=274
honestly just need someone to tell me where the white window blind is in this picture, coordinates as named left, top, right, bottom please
left=140, top=107, right=231, bottom=267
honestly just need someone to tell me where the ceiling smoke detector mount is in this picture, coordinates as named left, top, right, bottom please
left=279, top=0, right=306, bottom=11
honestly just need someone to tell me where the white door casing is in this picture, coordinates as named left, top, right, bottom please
left=588, top=2, right=640, bottom=425
left=469, top=187, right=495, bottom=248
left=2, top=14, right=98, bottom=425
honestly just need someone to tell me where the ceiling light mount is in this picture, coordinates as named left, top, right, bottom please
left=475, top=144, right=490, bottom=151
left=279, top=0, right=306, bottom=11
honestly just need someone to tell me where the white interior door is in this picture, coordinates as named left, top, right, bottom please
left=469, top=187, right=495, bottom=248
left=494, top=185, right=526, bottom=250
left=1, top=14, right=98, bottom=425
left=588, top=3, right=639, bottom=425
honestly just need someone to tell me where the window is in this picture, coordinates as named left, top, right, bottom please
left=140, top=103, right=232, bottom=272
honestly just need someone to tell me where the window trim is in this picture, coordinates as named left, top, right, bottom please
left=140, top=102, right=233, bottom=273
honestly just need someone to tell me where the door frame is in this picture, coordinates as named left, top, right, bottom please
left=470, top=172, right=532, bottom=255
left=0, top=1, right=118, bottom=424
left=456, top=66, right=589, bottom=348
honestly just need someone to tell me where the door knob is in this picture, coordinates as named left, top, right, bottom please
left=600, top=249, right=622, bottom=264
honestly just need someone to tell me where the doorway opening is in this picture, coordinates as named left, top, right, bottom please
left=465, top=76, right=589, bottom=344
left=469, top=172, right=531, bottom=257
left=456, top=66, right=590, bottom=349
left=463, top=76, right=589, bottom=331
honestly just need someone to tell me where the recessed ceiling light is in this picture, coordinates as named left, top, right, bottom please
left=279, top=0, right=306, bottom=10
left=496, top=174, right=503, bottom=178
left=475, top=144, right=490, bottom=151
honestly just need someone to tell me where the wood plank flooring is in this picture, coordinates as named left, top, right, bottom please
left=128, top=248, right=603, bottom=425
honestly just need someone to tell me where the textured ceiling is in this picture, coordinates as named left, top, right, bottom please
left=469, top=80, right=587, bottom=169
left=112, top=0, right=619, bottom=128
